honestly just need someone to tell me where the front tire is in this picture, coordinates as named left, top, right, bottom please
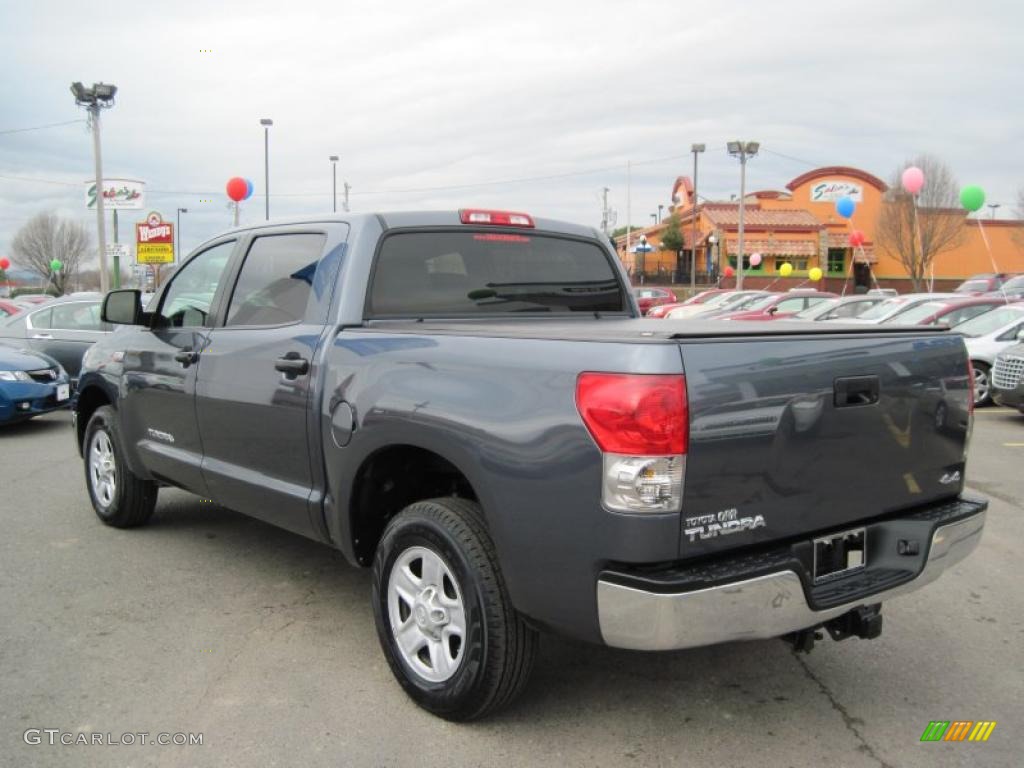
left=372, top=498, right=538, bottom=721
left=971, top=361, right=992, bottom=407
left=83, top=405, right=158, bottom=528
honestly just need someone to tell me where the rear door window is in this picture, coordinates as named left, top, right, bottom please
left=50, top=302, right=104, bottom=331
left=225, top=233, right=328, bottom=327
left=368, top=231, right=625, bottom=316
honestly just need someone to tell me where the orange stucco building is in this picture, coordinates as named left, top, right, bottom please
left=615, top=166, right=1024, bottom=292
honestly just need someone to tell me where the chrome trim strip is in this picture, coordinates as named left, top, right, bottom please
left=597, top=510, right=986, bottom=651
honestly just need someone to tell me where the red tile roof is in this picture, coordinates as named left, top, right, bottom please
left=704, top=204, right=822, bottom=230
left=725, top=239, right=820, bottom=257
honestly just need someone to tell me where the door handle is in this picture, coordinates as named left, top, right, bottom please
left=32, top=333, right=54, bottom=339
left=174, top=349, right=199, bottom=367
left=275, top=352, right=310, bottom=378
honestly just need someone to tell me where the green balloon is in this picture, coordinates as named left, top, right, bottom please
left=50, top=259, right=62, bottom=271
left=959, top=185, right=986, bottom=212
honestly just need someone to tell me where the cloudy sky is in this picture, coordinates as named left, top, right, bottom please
left=1, top=0, right=1020, bottom=268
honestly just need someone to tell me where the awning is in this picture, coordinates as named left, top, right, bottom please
left=825, top=233, right=878, bottom=264
left=725, top=238, right=819, bottom=257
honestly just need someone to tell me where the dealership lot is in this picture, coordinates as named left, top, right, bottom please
left=2, top=409, right=1021, bottom=768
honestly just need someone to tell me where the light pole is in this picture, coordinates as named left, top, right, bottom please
left=690, top=143, right=705, bottom=293
left=727, top=141, right=759, bottom=289
left=657, top=204, right=664, bottom=224
left=988, top=203, right=1001, bottom=220
left=260, top=118, right=273, bottom=220
left=71, top=81, right=117, bottom=293
left=329, top=155, right=339, bottom=213
left=176, top=208, right=188, bottom=263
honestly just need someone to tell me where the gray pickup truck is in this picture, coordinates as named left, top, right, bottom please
left=73, top=210, right=987, bottom=720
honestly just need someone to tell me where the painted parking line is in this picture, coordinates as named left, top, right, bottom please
left=1004, top=443, right=1024, bottom=447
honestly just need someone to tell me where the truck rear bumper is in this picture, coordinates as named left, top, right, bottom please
left=597, top=497, right=987, bottom=651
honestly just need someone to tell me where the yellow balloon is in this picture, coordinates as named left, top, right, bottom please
left=779, top=262, right=793, bottom=277
left=809, top=267, right=823, bottom=282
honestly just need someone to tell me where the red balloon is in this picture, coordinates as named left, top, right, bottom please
left=226, top=176, right=248, bottom=202
left=0, top=257, right=9, bottom=270
left=848, top=230, right=865, bottom=247
left=724, top=265, right=735, bottom=278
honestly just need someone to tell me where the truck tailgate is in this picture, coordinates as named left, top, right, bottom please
left=679, top=331, right=971, bottom=557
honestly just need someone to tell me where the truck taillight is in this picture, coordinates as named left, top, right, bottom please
left=459, top=209, right=535, bottom=227
left=576, top=373, right=687, bottom=513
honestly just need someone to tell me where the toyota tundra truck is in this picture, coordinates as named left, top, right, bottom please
left=73, top=210, right=987, bottom=720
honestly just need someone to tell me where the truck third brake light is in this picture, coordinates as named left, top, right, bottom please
left=459, top=209, right=535, bottom=227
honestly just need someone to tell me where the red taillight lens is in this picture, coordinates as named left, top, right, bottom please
left=575, top=373, right=688, bottom=455
left=459, top=209, right=535, bottom=227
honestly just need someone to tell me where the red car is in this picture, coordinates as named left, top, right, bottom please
left=721, top=290, right=837, bottom=321
left=632, top=286, right=678, bottom=315
left=881, top=296, right=1013, bottom=326
left=954, top=274, right=1009, bottom=295
left=0, top=300, right=26, bottom=318
left=647, top=288, right=731, bottom=318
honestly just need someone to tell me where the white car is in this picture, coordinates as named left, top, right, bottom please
left=666, top=290, right=769, bottom=320
left=836, top=293, right=959, bottom=324
left=959, top=304, right=1024, bottom=405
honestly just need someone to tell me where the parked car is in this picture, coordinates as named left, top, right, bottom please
left=632, top=286, right=678, bottom=315
left=0, top=345, right=71, bottom=424
left=881, top=296, right=1011, bottom=327
left=689, top=290, right=777, bottom=319
left=720, top=290, right=837, bottom=321
left=866, top=288, right=899, bottom=297
left=11, top=294, right=55, bottom=305
left=666, top=290, right=771, bottom=320
left=993, top=274, right=1024, bottom=300
left=73, top=210, right=986, bottom=721
left=991, top=336, right=1024, bottom=414
left=954, top=273, right=1009, bottom=294
left=957, top=304, right=1024, bottom=405
left=790, top=295, right=886, bottom=321
left=647, top=288, right=730, bottom=319
left=0, top=300, right=26, bottom=318
left=0, top=293, right=111, bottom=381
left=841, top=293, right=959, bottom=324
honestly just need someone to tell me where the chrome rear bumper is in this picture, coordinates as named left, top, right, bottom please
left=597, top=508, right=986, bottom=651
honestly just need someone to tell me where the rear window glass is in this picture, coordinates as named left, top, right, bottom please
left=368, top=231, right=625, bottom=316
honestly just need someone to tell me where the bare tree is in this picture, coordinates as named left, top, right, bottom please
left=10, top=212, right=92, bottom=295
left=875, top=155, right=964, bottom=291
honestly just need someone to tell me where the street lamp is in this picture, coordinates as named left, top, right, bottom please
left=657, top=204, right=664, bottom=223
left=690, top=143, right=705, bottom=293
left=330, top=155, right=339, bottom=213
left=988, top=203, right=1001, bottom=220
left=71, top=81, right=117, bottom=292
left=260, top=118, right=273, bottom=220
left=176, top=208, right=188, bottom=263
left=727, top=140, right=759, bottom=289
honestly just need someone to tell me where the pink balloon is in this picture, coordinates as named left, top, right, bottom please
left=749, top=253, right=762, bottom=267
left=901, top=166, right=925, bottom=195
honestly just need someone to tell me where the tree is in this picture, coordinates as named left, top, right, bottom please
left=660, top=212, right=684, bottom=254
left=610, top=225, right=645, bottom=240
left=875, top=155, right=964, bottom=291
left=11, top=212, right=92, bottom=295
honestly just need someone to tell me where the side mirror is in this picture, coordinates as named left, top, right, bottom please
left=102, top=289, right=143, bottom=325
left=1017, top=328, right=1024, bottom=342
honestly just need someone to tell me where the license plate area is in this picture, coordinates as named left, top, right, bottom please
left=813, top=527, right=866, bottom=583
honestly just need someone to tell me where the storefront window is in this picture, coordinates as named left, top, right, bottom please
left=727, top=255, right=764, bottom=271
left=773, top=257, right=809, bottom=272
left=827, top=248, right=846, bottom=274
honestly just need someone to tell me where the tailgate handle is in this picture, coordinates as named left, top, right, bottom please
left=834, top=375, right=879, bottom=407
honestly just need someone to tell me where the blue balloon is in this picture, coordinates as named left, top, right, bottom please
left=835, top=196, right=856, bottom=219
left=244, top=179, right=254, bottom=200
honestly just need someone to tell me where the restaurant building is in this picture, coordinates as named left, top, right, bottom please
left=615, top=166, right=1024, bottom=292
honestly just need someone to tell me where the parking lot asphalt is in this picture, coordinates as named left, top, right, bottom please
left=2, top=409, right=1022, bottom=768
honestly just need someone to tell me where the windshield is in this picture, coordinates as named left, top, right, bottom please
left=857, top=297, right=913, bottom=320
left=955, top=279, right=990, bottom=293
left=368, top=231, right=626, bottom=316
left=956, top=306, right=1024, bottom=337
left=1001, top=276, right=1024, bottom=292
left=794, top=298, right=839, bottom=319
left=741, top=294, right=779, bottom=311
left=693, top=291, right=732, bottom=307
left=882, top=301, right=946, bottom=325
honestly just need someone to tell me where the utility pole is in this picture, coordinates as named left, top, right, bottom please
left=71, top=81, right=117, bottom=293
left=343, top=181, right=351, bottom=213
left=260, top=118, right=273, bottom=220
left=691, top=144, right=705, bottom=294
left=330, top=155, right=339, bottom=213
left=601, top=187, right=610, bottom=233
left=112, top=209, right=120, bottom=289
left=626, top=161, right=632, bottom=278
left=727, top=141, right=760, bottom=290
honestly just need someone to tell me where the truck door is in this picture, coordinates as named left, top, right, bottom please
left=118, top=238, right=238, bottom=494
left=194, top=226, right=347, bottom=537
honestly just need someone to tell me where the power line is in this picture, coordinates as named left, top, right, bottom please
left=760, top=148, right=825, bottom=168
left=0, top=119, right=86, bottom=136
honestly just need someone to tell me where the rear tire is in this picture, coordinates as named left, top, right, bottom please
left=971, top=361, right=992, bottom=407
left=372, top=497, right=538, bottom=721
left=83, top=405, right=158, bottom=528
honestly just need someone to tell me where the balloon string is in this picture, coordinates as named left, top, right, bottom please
left=975, top=218, right=1008, bottom=302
